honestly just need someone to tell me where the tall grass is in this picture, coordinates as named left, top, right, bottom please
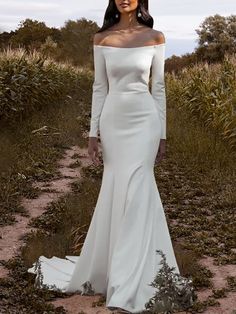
left=0, top=47, right=91, bottom=123
left=0, top=48, right=92, bottom=226
left=166, top=53, right=236, bottom=150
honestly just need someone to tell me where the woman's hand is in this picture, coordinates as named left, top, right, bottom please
left=155, top=139, right=166, bottom=165
left=88, top=137, right=102, bottom=166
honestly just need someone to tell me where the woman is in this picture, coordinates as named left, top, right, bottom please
left=28, top=0, right=180, bottom=313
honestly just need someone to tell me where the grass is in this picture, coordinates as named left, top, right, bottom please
left=0, top=164, right=103, bottom=313
left=0, top=58, right=91, bottom=226
left=0, top=47, right=91, bottom=122
left=0, top=48, right=95, bottom=312
left=166, top=53, right=236, bottom=150
left=158, top=104, right=236, bottom=266
left=24, top=172, right=102, bottom=263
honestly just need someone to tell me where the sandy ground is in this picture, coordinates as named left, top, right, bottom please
left=0, top=144, right=236, bottom=314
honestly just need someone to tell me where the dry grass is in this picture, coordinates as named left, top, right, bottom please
left=0, top=48, right=92, bottom=226
left=166, top=53, right=236, bottom=150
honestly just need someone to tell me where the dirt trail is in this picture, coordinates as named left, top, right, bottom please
left=197, top=255, right=236, bottom=313
left=0, top=144, right=111, bottom=313
left=0, top=145, right=87, bottom=278
left=0, top=144, right=235, bottom=313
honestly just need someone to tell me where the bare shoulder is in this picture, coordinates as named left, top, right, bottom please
left=93, top=32, right=107, bottom=45
left=151, top=29, right=166, bottom=45
left=93, top=27, right=118, bottom=46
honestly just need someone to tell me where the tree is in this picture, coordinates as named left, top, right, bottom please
left=58, top=18, right=99, bottom=66
left=0, top=31, right=15, bottom=50
left=10, top=19, right=54, bottom=50
left=195, top=14, right=236, bottom=62
left=165, top=53, right=198, bottom=74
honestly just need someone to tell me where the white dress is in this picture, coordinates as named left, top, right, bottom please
left=28, top=43, right=180, bottom=313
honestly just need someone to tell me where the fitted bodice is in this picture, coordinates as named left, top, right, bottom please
left=95, top=45, right=164, bottom=93
left=89, top=43, right=167, bottom=139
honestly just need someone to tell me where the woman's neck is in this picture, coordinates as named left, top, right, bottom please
left=116, top=10, right=140, bottom=30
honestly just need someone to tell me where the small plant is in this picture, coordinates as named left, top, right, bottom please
left=33, top=257, right=62, bottom=292
left=34, top=258, right=44, bottom=288
left=81, top=280, right=95, bottom=295
left=145, top=249, right=197, bottom=313
left=227, top=276, right=236, bottom=292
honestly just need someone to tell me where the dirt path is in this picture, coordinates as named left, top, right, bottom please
left=0, top=145, right=87, bottom=278
left=0, top=145, right=110, bottom=313
left=197, top=255, right=236, bottom=313
left=0, top=144, right=235, bottom=314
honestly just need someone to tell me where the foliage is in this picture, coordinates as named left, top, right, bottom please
left=57, top=18, right=99, bottom=66
left=9, top=18, right=60, bottom=50
left=40, top=36, right=58, bottom=58
left=0, top=255, right=67, bottom=313
left=0, top=47, right=85, bottom=123
left=0, top=47, right=92, bottom=226
left=165, top=52, right=198, bottom=74
left=165, top=14, right=236, bottom=72
left=195, top=14, right=236, bottom=62
left=0, top=17, right=99, bottom=67
left=145, top=250, right=197, bottom=313
left=166, top=53, right=236, bottom=150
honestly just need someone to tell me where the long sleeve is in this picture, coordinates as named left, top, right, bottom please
left=151, top=44, right=166, bottom=139
left=89, top=46, right=109, bottom=137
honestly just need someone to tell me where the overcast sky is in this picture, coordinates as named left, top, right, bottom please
left=0, top=0, right=235, bottom=57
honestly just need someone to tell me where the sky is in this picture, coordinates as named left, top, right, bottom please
left=0, top=0, right=235, bottom=58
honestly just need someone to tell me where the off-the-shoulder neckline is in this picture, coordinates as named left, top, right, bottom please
left=93, top=43, right=165, bottom=49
